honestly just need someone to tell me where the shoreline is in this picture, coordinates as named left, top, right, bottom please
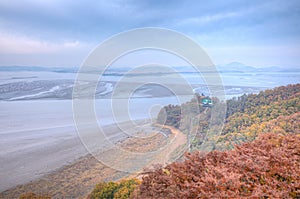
left=0, top=122, right=187, bottom=198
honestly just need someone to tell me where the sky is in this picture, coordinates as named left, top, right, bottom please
left=0, top=0, right=299, bottom=68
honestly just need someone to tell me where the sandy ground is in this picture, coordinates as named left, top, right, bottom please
left=0, top=125, right=187, bottom=198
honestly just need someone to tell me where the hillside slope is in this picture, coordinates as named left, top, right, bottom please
left=89, top=84, right=300, bottom=198
left=157, top=84, right=299, bottom=150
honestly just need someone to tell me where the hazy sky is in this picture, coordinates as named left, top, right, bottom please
left=0, top=0, right=299, bottom=67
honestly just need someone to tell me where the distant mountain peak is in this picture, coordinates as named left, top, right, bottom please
left=226, top=61, right=247, bottom=66
left=217, top=62, right=256, bottom=72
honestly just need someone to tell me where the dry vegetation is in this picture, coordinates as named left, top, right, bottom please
left=135, top=133, right=300, bottom=198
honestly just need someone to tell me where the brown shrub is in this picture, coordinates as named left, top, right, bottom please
left=135, top=133, right=300, bottom=198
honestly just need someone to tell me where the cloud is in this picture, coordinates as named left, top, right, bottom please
left=0, top=0, right=299, bottom=42
left=0, top=0, right=299, bottom=67
left=0, top=33, right=87, bottom=54
left=0, top=31, right=93, bottom=67
left=176, top=12, right=240, bottom=27
left=0, top=0, right=142, bottom=41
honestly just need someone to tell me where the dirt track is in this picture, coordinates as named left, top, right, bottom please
left=146, top=125, right=187, bottom=166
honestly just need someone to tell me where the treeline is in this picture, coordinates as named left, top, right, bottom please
left=218, top=84, right=299, bottom=149
left=157, top=84, right=300, bottom=150
left=226, top=84, right=299, bottom=117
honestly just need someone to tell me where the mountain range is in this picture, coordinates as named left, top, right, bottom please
left=0, top=62, right=299, bottom=74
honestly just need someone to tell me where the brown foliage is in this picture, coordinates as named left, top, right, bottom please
left=135, top=133, right=300, bottom=198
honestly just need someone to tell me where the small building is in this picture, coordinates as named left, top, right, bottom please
left=201, top=97, right=213, bottom=107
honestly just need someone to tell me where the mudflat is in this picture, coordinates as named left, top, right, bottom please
left=0, top=120, right=150, bottom=192
left=0, top=123, right=186, bottom=198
